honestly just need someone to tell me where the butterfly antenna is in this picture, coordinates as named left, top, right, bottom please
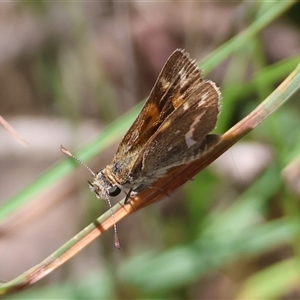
left=105, top=195, right=121, bottom=249
left=60, top=145, right=96, bottom=177
left=61, top=145, right=121, bottom=249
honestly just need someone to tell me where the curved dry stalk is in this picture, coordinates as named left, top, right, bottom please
left=0, top=115, right=28, bottom=146
left=0, top=63, right=299, bottom=295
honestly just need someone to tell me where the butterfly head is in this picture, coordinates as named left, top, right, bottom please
left=89, top=170, right=121, bottom=199
left=60, top=145, right=122, bottom=200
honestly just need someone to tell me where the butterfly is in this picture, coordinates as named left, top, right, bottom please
left=89, top=49, right=221, bottom=201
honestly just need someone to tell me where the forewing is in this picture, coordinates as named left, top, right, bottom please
left=113, top=49, right=203, bottom=162
left=132, top=81, right=221, bottom=179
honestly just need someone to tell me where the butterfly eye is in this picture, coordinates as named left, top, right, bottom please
left=108, top=186, right=121, bottom=197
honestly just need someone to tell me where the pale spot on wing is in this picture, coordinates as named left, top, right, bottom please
left=179, top=67, right=188, bottom=87
left=168, top=146, right=173, bottom=152
left=163, top=119, right=171, bottom=128
left=199, top=91, right=209, bottom=105
left=160, top=77, right=170, bottom=91
left=186, top=137, right=196, bottom=148
left=172, top=93, right=184, bottom=109
left=184, top=111, right=206, bottom=148
left=183, top=102, right=190, bottom=111
left=175, top=129, right=180, bottom=134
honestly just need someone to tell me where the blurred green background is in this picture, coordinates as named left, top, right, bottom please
left=0, top=1, right=300, bottom=299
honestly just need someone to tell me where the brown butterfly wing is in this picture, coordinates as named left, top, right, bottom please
left=132, top=81, right=221, bottom=182
left=112, top=49, right=203, bottom=163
